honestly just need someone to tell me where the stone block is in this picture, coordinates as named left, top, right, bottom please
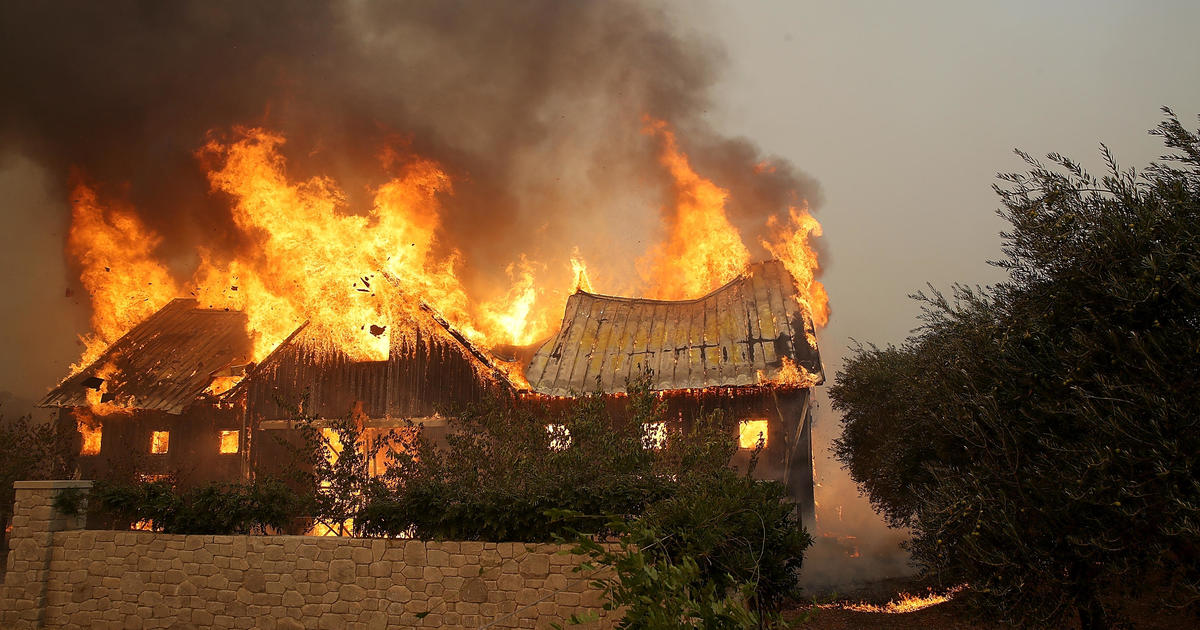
left=461, top=577, right=489, bottom=604
left=517, top=587, right=540, bottom=605
left=401, top=565, right=424, bottom=579
left=497, top=573, right=523, bottom=592
left=329, top=559, right=355, bottom=583
left=460, top=563, right=482, bottom=577
left=403, top=541, right=426, bottom=565
left=339, top=583, right=367, bottom=602
left=243, top=569, right=267, bottom=593
left=426, top=547, right=450, bottom=567
left=368, top=560, right=392, bottom=578
left=544, top=573, right=568, bottom=591
left=276, top=618, right=304, bottom=630
left=519, top=554, right=550, bottom=577
left=282, top=590, right=305, bottom=608
left=385, top=584, right=411, bottom=601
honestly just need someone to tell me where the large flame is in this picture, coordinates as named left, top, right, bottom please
left=67, top=182, right=179, bottom=370
left=64, top=121, right=829, bottom=401
left=764, top=205, right=830, bottom=327
left=639, top=118, right=751, bottom=300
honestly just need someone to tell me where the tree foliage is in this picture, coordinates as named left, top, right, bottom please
left=830, top=109, right=1200, bottom=629
left=0, top=413, right=76, bottom=553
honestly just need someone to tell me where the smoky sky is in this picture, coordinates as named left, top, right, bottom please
left=0, top=0, right=821, bottom=304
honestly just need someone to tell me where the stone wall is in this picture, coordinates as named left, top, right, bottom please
left=1, top=481, right=613, bottom=629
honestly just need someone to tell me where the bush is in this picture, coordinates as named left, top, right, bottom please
left=566, top=519, right=764, bottom=630
left=830, top=110, right=1200, bottom=629
left=641, top=469, right=811, bottom=613
left=356, top=377, right=703, bottom=542
left=0, top=413, right=76, bottom=554
left=353, top=376, right=811, bottom=620
left=90, top=479, right=303, bottom=535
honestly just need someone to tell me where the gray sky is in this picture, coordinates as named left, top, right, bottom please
left=1, top=0, right=1198, bottom=566
left=678, top=0, right=1200, bottom=560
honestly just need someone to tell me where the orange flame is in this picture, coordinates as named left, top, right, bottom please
left=639, top=118, right=751, bottom=300
left=65, top=121, right=829, bottom=398
left=67, top=183, right=179, bottom=371
left=764, top=205, right=829, bottom=327
left=836, top=585, right=967, bottom=614
left=74, top=409, right=102, bottom=455
left=479, top=257, right=549, bottom=346
left=570, top=250, right=593, bottom=293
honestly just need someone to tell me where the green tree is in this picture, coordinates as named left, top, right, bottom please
left=830, top=110, right=1200, bottom=629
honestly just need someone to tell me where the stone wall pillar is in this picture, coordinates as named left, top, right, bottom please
left=2, top=480, right=92, bottom=628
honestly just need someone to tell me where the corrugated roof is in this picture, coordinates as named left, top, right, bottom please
left=524, top=260, right=823, bottom=396
left=40, top=299, right=253, bottom=414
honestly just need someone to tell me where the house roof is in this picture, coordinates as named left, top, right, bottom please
left=234, top=301, right=515, bottom=420
left=524, top=260, right=824, bottom=396
left=40, top=298, right=253, bottom=414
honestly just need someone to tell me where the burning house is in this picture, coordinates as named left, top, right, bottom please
left=39, top=260, right=823, bottom=524
left=522, top=259, right=822, bottom=524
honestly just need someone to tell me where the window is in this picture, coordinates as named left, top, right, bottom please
left=150, top=431, right=170, bottom=454
left=738, top=419, right=769, bottom=449
left=78, top=420, right=101, bottom=456
left=546, top=424, right=571, bottom=451
left=643, top=422, right=667, bottom=450
left=218, top=430, right=239, bottom=454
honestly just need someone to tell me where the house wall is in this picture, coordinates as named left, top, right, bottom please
left=59, top=405, right=245, bottom=488
left=530, top=387, right=815, bottom=527
left=1, top=481, right=612, bottom=630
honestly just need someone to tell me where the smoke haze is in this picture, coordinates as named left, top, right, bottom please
left=0, top=1, right=819, bottom=297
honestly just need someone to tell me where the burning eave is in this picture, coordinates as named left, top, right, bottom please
left=40, top=298, right=254, bottom=415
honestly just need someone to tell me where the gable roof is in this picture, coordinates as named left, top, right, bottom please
left=40, top=298, right=253, bottom=414
left=524, top=260, right=823, bottom=396
left=234, top=301, right=516, bottom=420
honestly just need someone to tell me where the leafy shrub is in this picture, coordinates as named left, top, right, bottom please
left=0, top=413, right=76, bottom=554
left=351, top=376, right=811, bottom=620
left=566, top=519, right=763, bottom=630
left=830, top=110, right=1200, bottom=629
left=90, top=479, right=303, bottom=535
left=641, top=469, right=811, bottom=613
left=357, top=378, right=707, bottom=541
left=559, top=469, right=809, bottom=628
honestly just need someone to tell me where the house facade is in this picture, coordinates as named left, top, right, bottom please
left=41, top=261, right=823, bottom=526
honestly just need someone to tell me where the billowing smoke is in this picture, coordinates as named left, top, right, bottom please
left=0, top=0, right=820, bottom=301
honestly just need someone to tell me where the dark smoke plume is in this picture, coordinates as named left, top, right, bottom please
left=1, top=0, right=820, bottom=293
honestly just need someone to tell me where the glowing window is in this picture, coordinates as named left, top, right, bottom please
left=78, top=420, right=101, bottom=456
left=738, top=419, right=769, bottom=449
left=643, top=422, right=667, bottom=450
left=546, top=424, right=571, bottom=451
left=218, top=430, right=240, bottom=454
left=150, top=431, right=170, bottom=454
